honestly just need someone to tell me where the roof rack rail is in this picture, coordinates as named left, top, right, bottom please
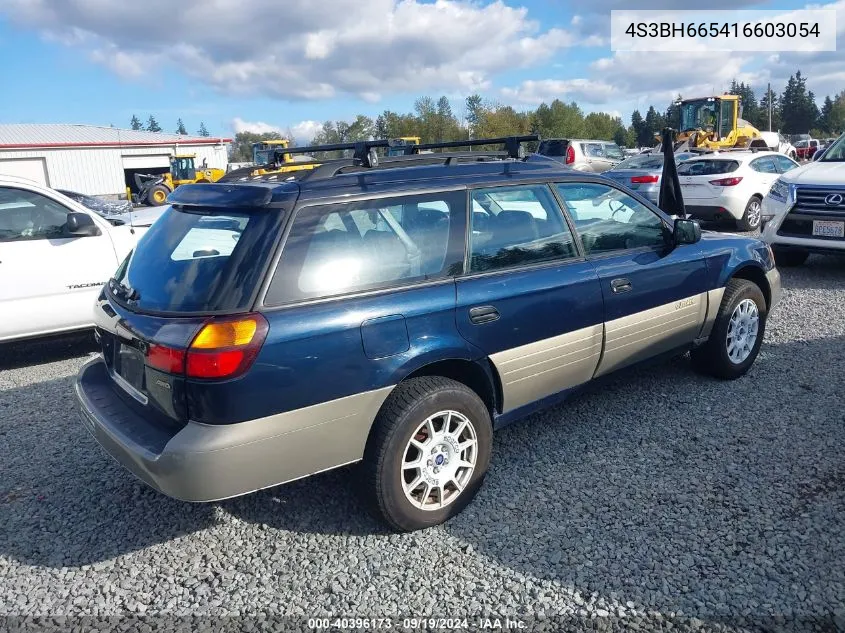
left=272, top=134, right=540, bottom=167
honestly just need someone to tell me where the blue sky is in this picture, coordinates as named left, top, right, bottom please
left=0, top=0, right=842, bottom=141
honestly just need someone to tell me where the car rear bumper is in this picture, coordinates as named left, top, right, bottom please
left=684, top=204, right=742, bottom=221
left=75, top=358, right=393, bottom=502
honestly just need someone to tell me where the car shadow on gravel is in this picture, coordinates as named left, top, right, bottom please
left=0, top=331, right=99, bottom=371
left=440, top=334, right=845, bottom=617
left=0, top=374, right=218, bottom=567
left=778, top=254, right=845, bottom=290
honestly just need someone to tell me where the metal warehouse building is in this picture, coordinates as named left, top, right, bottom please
left=0, top=124, right=232, bottom=198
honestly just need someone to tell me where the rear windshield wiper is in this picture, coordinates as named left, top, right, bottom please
left=108, top=277, right=140, bottom=302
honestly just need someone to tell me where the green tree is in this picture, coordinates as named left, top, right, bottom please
left=643, top=106, right=664, bottom=146
left=130, top=115, right=142, bottom=131
left=463, top=94, right=488, bottom=140
left=819, top=95, right=835, bottom=133
left=779, top=71, right=818, bottom=133
left=197, top=122, right=210, bottom=137
left=664, top=94, right=683, bottom=130
left=530, top=100, right=585, bottom=140
left=759, top=90, right=781, bottom=132
left=145, top=115, right=162, bottom=133
left=584, top=112, right=622, bottom=140
left=829, top=90, right=845, bottom=134
left=175, top=118, right=187, bottom=135
left=630, top=110, right=645, bottom=147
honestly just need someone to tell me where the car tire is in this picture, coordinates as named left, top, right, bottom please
left=361, top=376, right=492, bottom=532
left=772, top=247, right=809, bottom=267
left=737, top=196, right=762, bottom=231
left=691, top=278, right=767, bottom=380
left=147, top=184, right=170, bottom=206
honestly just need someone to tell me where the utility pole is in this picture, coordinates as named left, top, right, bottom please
left=768, top=83, right=772, bottom=131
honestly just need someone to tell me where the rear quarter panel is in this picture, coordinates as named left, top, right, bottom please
left=187, top=282, right=480, bottom=425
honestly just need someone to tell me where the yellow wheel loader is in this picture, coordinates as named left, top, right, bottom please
left=657, top=95, right=769, bottom=152
left=134, top=154, right=226, bottom=206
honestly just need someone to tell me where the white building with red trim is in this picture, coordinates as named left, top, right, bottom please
left=0, top=124, right=232, bottom=198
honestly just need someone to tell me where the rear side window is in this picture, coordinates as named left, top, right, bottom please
left=264, top=191, right=466, bottom=305
left=750, top=156, right=778, bottom=174
left=677, top=160, right=739, bottom=176
left=110, top=207, right=284, bottom=313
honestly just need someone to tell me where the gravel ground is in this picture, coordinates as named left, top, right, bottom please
left=1, top=255, right=844, bottom=632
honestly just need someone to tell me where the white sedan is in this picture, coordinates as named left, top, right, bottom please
left=0, top=176, right=157, bottom=343
left=678, top=151, right=800, bottom=231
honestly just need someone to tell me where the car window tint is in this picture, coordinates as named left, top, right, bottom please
left=677, top=160, right=739, bottom=176
left=750, top=157, right=779, bottom=174
left=468, top=184, right=577, bottom=273
left=582, top=143, right=603, bottom=158
left=0, top=187, right=70, bottom=242
left=774, top=155, right=798, bottom=173
left=555, top=182, right=667, bottom=255
left=265, top=191, right=466, bottom=304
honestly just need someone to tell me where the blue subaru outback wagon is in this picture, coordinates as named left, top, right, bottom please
left=75, top=136, right=782, bottom=532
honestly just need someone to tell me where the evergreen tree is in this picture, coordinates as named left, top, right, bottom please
left=175, top=118, right=187, bottom=135
left=630, top=110, right=645, bottom=147
left=130, top=115, right=142, bottom=131
left=197, top=122, right=210, bottom=137
left=145, top=115, right=162, bottom=133
left=819, top=96, right=834, bottom=133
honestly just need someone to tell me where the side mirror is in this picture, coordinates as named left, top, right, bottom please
left=673, top=217, right=701, bottom=246
left=66, top=212, right=101, bottom=237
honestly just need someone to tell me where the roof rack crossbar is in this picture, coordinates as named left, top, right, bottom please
left=403, top=135, right=539, bottom=159
left=271, top=139, right=391, bottom=168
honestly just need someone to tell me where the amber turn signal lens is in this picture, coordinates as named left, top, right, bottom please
left=191, top=318, right=258, bottom=349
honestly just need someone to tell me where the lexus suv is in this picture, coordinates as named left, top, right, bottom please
left=761, top=132, right=845, bottom=266
left=75, top=136, right=782, bottom=532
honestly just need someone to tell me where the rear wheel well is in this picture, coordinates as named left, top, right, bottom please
left=730, top=265, right=770, bottom=309
left=403, top=359, right=500, bottom=417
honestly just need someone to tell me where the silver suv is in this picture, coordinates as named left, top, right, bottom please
left=537, top=139, right=624, bottom=173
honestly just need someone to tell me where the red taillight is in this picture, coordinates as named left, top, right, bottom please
left=565, top=145, right=575, bottom=164
left=631, top=174, right=659, bottom=183
left=147, top=344, right=185, bottom=373
left=143, top=313, right=269, bottom=379
left=709, top=176, right=743, bottom=186
left=185, top=313, right=269, bottom=380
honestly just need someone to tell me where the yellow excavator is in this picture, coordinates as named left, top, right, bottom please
left=657, top=95, right=769, bottom=152
left=134, top=154, right=226, bottom=206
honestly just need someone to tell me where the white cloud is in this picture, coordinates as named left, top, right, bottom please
left=501, top=79, right=619, bottom=105
left=231, top=117, right=283, bottom=135
left=289, top=120, right=323, bottom=143
left=0, top=0, right=598, bottom=101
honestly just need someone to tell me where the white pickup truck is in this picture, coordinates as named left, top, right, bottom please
left=0, top=176, right=160, bottom=343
